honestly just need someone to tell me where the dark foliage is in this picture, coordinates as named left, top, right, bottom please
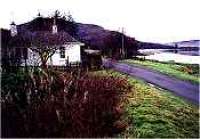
left=22, top=11, right=78, bottom=39
left=1, top=69, right=131, bottom=137
left=104, top=31, right=137, bottom=59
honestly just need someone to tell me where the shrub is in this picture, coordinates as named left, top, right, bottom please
left=1, top=70, right=131, bottom=137
left=67, top=74, right=130, bottom=137
left=178, top=65, right=199, bottom=75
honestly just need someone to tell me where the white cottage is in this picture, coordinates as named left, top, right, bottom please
left=26, top=39, right=84, bottom=66
left=9, top=18, right=84, bottom=67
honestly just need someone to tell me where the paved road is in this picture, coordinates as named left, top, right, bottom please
left=103, top=59, right=199, bottom=105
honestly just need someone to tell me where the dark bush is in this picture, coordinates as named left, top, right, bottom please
left=1, top=70, right=131, bottom=137
left=67, top=74, right=130, bottom=137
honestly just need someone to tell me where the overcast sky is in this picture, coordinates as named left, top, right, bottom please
left=0, top=0, right=199, bottom=43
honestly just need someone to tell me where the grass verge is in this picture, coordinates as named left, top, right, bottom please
left=121, top=59, right=199, bottom=84
left=93, top=70, right=199, bottom=138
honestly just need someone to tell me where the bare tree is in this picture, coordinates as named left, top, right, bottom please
left=27, top=31, right=72, bottom=68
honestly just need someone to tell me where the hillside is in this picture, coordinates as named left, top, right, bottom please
left=76, top=23, right=177, bottom=50
left=76, top=23, right=112, bottom=50
left=137, top=40, right=200, bottom=50
left=137, top=41, right=175, bottom=49
left=167, top=40, right=200, bottom=48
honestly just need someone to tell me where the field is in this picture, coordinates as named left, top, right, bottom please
left=94, top=70, right=199, bottom=138
left=121, top=59, right=199, bottom=84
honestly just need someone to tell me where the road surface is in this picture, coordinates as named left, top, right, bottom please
left=103, top=59, right=199, bottom=105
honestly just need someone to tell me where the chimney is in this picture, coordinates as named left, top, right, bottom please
left=52, top=18, right=57, bottom=34
left=10, top=21, right=17, bottom=37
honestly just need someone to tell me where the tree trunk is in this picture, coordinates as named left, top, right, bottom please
left=41, top=61, right=47, bottom=69
left=41, top=56, right=48, bottom=69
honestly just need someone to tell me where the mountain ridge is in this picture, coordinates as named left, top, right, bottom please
left=166, top=40, right=200, bottom=48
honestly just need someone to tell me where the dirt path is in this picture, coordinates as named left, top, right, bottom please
left=103, top=59, right=199, bottom=105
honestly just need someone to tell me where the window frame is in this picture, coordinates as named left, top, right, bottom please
left=60, top=47, right=65, bottom=58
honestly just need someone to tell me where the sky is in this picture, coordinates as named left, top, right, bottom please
left=0, top=0, right=199, bottom=43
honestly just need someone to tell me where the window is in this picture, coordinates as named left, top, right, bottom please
left=60, top=47, right=65, bottom=58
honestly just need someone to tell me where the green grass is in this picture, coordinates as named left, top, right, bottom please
left=93, top=70, right=199, bottom=138
left=121, top=59, right=199, bottom=84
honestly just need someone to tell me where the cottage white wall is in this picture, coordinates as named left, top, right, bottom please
left=26, top=48, right=41, bottom=66
left=25, top=44, right=81, bottom=66
left=48, top=50, right=65, bottom=66
left=47, top=44, right=81, bottom=66
left=66, top=44, right=81, bottom=63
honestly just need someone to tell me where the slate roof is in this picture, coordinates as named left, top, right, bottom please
left=1, top=17, right=80, bottom=48
left=23, top=31, right=78, bottom=47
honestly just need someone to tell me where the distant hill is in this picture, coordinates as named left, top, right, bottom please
left=137, top=41, right=175, bottom=49
left=76, top=23, right=177, bottom=50
left=76, top=23, right=112, bottom=50
left=138, top=40, right=200, bottom=49
left=167, top=40, right=200, bottom=48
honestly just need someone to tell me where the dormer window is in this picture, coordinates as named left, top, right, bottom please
left=52, top=18, right=57, bottom=34
left=10, top=21, right=17, bottom=37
